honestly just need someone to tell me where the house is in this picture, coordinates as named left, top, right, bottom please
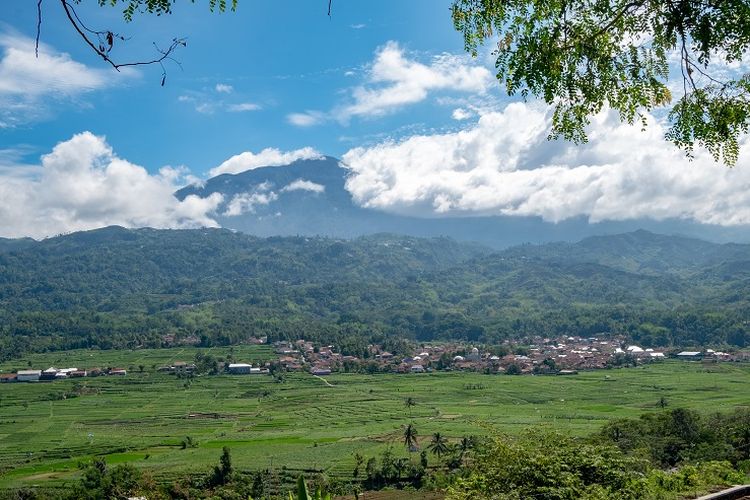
left=677, top=351, right=702, bottom=359
left=410, top=365, right=425, bottom=373
left=70, top=370, right=87, bottom=378
left=311, top=367, right=331, bottom=376
left=173, top=361, right=196, bottom=375
left=109, top=368, right=127, bottom=376
left=41, top=367, right=58, bottom=381
left=17, top=370, right=41, bottom=382
left=227, top=363, right=253, bottom=374
left=0, top=373, right=17, bottom=383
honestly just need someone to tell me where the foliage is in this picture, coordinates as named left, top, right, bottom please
left=287, top=475, right=332, bottom=500
left=428, top=432, right=450, bottom=459
left=85, top=0, right=238, bottom=22
left=599, top=407, right=750, bottom=467
left=451, top=0, right=750, bottom=164
left=447, top=427, right=744, bottom=500
left=1, top=228, right=748, bottom=361
left=403, top=423, right=419, bottom=452
left=68, top=458, right=144, bottom=500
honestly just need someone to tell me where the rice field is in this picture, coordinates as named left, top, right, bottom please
left=0, top=347, right=748, bottom=490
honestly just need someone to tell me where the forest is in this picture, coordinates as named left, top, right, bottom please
left=0, top=226, right=748, bottom=360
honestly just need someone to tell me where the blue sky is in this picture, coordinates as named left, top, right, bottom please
left=1, top=1, right=750, bottom=239
left=1, top=0, right=468, bottom=171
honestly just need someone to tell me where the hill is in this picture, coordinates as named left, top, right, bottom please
left=0, top=228, right=747, bottom=360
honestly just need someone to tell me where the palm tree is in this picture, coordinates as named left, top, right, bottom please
left=403, top=423, right=418, bottom=452
left=404, top=397, right=416, bottom=415
left=428, top=432, right=449, bottom=459
left=458, top=435, right=474, bottom=456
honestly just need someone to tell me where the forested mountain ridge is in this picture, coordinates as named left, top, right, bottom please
left=0, top=227, right=748, bottom=360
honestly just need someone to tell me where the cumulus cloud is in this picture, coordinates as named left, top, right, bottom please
left=215, top=83, right=233, bottom=93
left=0, top=32, right=130, bottom=127
left=281, top=179, right=325, bottom=193
left=209, top=147, right=323, bottom=176
left=223, top=182, right=278, bottom=216
left=342, top=103, right=750, bottom=226
left=288, top=41, right=494, bottom=127
left=0, top=132, right=223, bottom=238
left=340, top=41, right=492, bottom=120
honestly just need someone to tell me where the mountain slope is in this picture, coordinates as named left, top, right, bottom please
left=176, top=157, right=750, bottom=248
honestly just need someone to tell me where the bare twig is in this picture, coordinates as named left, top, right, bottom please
left=35, top=0, right=43, bottom=58
left=59, top=0, right=185, bottom=78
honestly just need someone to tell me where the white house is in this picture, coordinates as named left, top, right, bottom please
left=17, top=370, right=41, bottom=382
left=227, top=363, right=253, bottom=374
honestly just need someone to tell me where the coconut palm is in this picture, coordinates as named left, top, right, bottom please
left=403, top=423, right=418, bottom=452
left=428, top=432, right=449, bottom=459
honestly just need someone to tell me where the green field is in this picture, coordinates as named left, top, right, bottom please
left=0, top=348, right=748, bottom=490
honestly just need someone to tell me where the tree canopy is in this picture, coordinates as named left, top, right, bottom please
left=451, top=0, right=750, bottom=164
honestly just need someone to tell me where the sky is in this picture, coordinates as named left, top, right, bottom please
left=1, top=0, right=750, bottom=239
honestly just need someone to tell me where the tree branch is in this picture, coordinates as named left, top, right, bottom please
left=35, top=0, right=43, bottom=58
left=59, top=0, right=185, bottom=80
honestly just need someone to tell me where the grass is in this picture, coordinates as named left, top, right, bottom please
left=0, top=348, right=748, bottom=490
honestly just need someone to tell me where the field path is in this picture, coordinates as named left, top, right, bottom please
left=312, top=375, right=335, bottom=387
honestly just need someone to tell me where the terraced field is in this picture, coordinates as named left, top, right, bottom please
left=0, top=348, right=748, bottom=491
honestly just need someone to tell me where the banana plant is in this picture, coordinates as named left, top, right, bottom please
left=288, top=475, right=331, bottom=500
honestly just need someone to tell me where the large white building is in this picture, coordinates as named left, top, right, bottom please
left=17, top=370, right=41, bottom=382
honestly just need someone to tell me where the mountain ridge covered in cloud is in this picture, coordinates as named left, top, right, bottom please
left=176, top=155, right=750, bottom=248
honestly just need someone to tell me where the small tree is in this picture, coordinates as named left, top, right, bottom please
left=209, top=446, right=232, bottom=486
left=404, top=397, right=416, bottom=415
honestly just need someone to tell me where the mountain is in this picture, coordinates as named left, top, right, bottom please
left=0, top=227, right=748, bottom=359
left=176, top=157, right=750, bottom=248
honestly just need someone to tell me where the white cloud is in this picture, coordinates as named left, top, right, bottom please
left=342, top=103, right=750, bottom=226
left=215, top=83, right=234, bottom=93
left=287, top=111, right=326, bottom=127
left=451, top=108, right=473, bottom=120
left=210, top=147, right=324, bottom=176
left=228, top=102, right=261, bottom=112
left=281, top=179, right=325, bottom=194
left=288, top=41, right=494, bottom=126
left=350, top=23, right=367, bottom=29
left=179, top=91, right=260, bottom=114
left=337, top=41, right=493, bottom=121
left=0, top=32, right=130, bottom=127
left=223, top=183, right=278, bottom=216
left=0, top=132, right=223, bottom=238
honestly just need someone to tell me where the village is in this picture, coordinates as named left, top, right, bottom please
left=276, top=335, right=741, bottom=376
left=0, top=335, right=743, bottom=383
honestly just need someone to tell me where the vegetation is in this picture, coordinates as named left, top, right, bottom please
left=1, top=228, right=749, bottom=361
left=447, top=428, right=745, bottom=500
left=1, top=354, right=749, bottom=494
left=452, top=0, right=750, bottom=164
